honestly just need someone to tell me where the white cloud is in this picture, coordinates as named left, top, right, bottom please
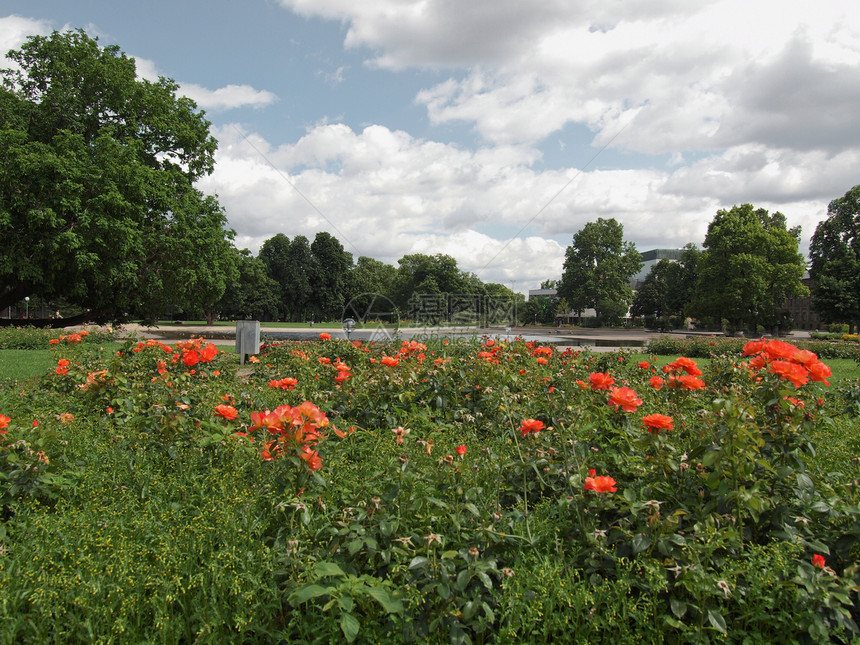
left=179, top=82, right=278, bottom=111
left=278, top=0, right=860, bottom=157
left=0, top=14, right=51, bottom=67
left=202, top=121, right=851, bottom=292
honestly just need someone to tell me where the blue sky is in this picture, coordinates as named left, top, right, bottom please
left=3, top=1, right=859, bottom=292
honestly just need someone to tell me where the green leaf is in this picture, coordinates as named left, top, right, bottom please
left=707, top=608, right=727, bottom=633
left=337, top=596, right=355, bottom=613
left=455, top=569, right=471, bottom=591
left=409, top=556, right=429, bottom=570
left=315, top=561, right=346, bottom=578
left=366, top=587, right=404, bottom=614
left=631, top=533, right=651, bottom=554
left=670, top=598, right=687, bottom=618
left=292, top=584, right=330, bottom=604
left=340, top=613, right=360, bottom=643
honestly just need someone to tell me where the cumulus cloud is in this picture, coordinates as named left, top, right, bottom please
left=279, top=0, right=860, bottom=158
left=0, top=14, right=51, bottom=66
left=179, top=82, right=278, bottom=111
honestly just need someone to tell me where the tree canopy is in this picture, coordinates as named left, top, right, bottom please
left=557, top=218, right=642, bottom=324
left=0, top=30, right=234, bottom=324
left=692, top=204, right=806, bottom=333
left=809, top=185, right=860, bottom=333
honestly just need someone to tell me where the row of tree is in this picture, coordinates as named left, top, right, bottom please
left=217, top=234, right=521, bottom=324
left=550, top=187, right=860, bottom=334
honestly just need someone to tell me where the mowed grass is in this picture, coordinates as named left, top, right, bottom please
left=0, top=343, right=126, bottom=381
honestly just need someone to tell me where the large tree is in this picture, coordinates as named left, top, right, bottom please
left=692, top=204, right=806, bottom=333
left=310, top=232, right=352, bottom=321
left=0, top=30, right=233, bottom=325
left=557, top=218, right=642, bottom=324
left=216, top=249, right=281, bottom=322
left=809, top=185, right=860, bottom=333
left=258, top=233, right=291, bottom=318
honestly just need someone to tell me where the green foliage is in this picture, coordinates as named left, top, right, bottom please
left=558, top=217, right=642, bottom=323
left=1, top=328, right=859, bottom=643
left=691, top=204, right=807, bottom=332
left=810, top=184, right=860, bottom=333
left=0, top=30, right=234, bottom=322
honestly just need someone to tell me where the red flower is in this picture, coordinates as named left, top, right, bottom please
left=764, top=339, right=799, bottom=361
left=742, top=339, right=768, bottom=356
left=183, top=351, right=200, bottom=367
left=269, top=377, right=298, bottom=390
left=584, top=474, right=617, bottom=493
left=649, top=376, right=664, bottom=390
left=299, top=446, right=323, bottom=471
left=0, top=414, right=10, bottom=430
left=49, top=338, right=60, bottom=345
left=381, top=356, right=399, bottom=367
left=642, top=413, right=674, bottom=433
left=638, top=361, right=650, bottom=369
left=669, top=357, right=703, bottom=376
left=215, top=404, right=239, bottom=420
left=769, top=360, right=809, bottom=388
left=674, top=375, right=706, bottom=390
left=456, top=444, right=467, bottom=456
left=536, top=357, right=548, bottom=365
left=199, top=343, right=219, bottom=362
left=519, top=418, right=545, bottom=436
left=607, top=387, right=642, bottom=412
left=319, top=332, right=331, bottom=340
left=807, top=361, right=831, bottom=386
left=335, top=371, right=351, bottom=384
left=588, top=372, right=615, bottom=391
left=813, top=554, right=826, bottom=568
left=318, top=357, right=331, bottom=364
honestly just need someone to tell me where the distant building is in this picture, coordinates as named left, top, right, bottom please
left=782, top=273, right=821, bottom=331
left=632, top=248, right=686, bottom=288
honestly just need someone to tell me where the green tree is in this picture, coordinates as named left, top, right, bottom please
left=392, top=253, right=466, bottom=311
left=216, top=249, right=280, bottom=321
left=283, top=235, right=316, bottom=322
left=809, top=185, right=860, bottom=334
left=343, top=256, right=398, bottom=319
left=258, top=233, right=291, bottom=318
left=310, top=232, right=353, bottom=320
left=557, top=218, right=642, bottom=325
left=0, top=30, right=232, bottom=325
left=692, top=204, right=807, bottom=334
left=631, top=245, right=701, bottom=328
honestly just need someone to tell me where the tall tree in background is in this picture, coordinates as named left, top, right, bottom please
left=809, top=185, right=860, bottom=333
left=557, top=218, right=642, bottom=324
left=311, top=232, right=352, bottom=320
left=0, top=30, right=233, bottom=325
left=258, top=233, right=291, bottom=318
left=392, top=253, right=466, bottom=310
left=692, top=204, right=806, bottom=333
left=215, top=249, right=280, bottom=321
left=283, top=236, right=315, bottom=322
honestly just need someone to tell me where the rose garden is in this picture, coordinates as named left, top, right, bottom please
left=1, top=327, right=858, bottom=643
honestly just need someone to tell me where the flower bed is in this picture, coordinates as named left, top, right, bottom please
left=1, top=332, right=858, bottom=643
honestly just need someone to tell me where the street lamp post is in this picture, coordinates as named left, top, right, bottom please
left=24, top=296, right=29, bottom=320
